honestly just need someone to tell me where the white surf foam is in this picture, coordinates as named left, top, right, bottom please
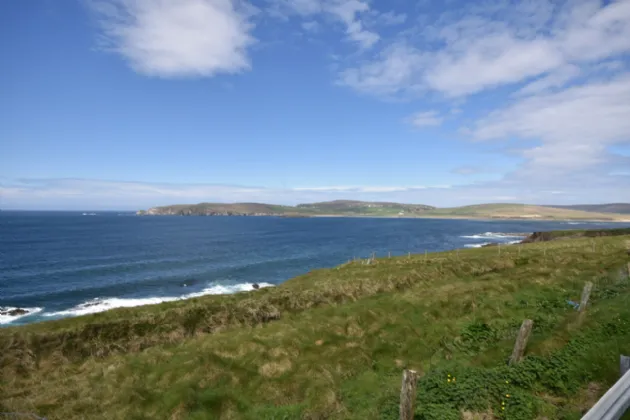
left=182, top=282, right=273, bottom=299
left=464, top=242, right=492, bottom=248
left=0, top=307, right=43, bottom=325
left=43, top=297, right=178, bottom=317
left=460, top=232, right=526, bottom=240
left=42, top=282, right=274, bottom=318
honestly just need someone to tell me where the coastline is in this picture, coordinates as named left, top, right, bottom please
left=302, top=214, right=630, bottom=222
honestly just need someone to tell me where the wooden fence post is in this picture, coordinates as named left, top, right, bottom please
left=509, top=319, right=534, bottom=365
left=400, top=369, right=418, bottom=420
left=621, top=355, right=630, bottom=378
left=579, top=282, right=593, bottom=313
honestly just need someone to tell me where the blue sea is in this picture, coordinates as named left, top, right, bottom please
left=1, top=211, right=628, bottom=326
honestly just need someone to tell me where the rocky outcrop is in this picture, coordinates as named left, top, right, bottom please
left=0, top=308, right=28, bottom=316
left=521, top=228, right=630, bottom=243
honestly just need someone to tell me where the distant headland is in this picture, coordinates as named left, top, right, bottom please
left=137, top=200, right=630, bottom=221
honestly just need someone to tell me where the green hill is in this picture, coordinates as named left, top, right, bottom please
left=2, top=229, right=630, bottom=419
left=544, top=203, right=630, bottom=214
left=421, top=203, right=630, bottom=221
left=138, top=201, right=630, bottom=221
left=296, top=200, right=436, bottom=216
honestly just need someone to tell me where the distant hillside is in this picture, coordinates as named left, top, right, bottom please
left=296, top=200, right=436, bottom=216
left=138, top=201, right=630, bottom=221
left=421, top=203, right=630, bottom=221
left=543, top=203, right=630, bottom=214
left=138, top=202, right=295, bottom=216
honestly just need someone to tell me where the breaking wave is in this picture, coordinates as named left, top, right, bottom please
left=41, top=282, right=274, bottom=319
left=0, top=307, right=43, bottom=325
left=464, top=242, right=492, bottom=248
left=460, top=232, right=527, bottom=240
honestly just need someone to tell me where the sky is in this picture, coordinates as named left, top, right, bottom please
left=1, top=0, right=630, bottom=210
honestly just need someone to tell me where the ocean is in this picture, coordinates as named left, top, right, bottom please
left=1, top=211, right=627, bottom=326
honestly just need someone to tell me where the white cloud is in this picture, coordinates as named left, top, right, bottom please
left=516, top=64, right=582, bottom=96
left=472, top=74, right=630, bottom=173
left=92, top=0, right=256, bottom=77
left=339, top=0, right=630, bottom=97
left=339, top=43, right=425, bottom=96
left=269, top=0, right=379, bottom=48
left=337, top=0, right=630, bottom=198
left=408, top=111, right=443, bottom=128
left=3, top=177, right=628, bottom=210
left=328, top=0, right=379, bottom=48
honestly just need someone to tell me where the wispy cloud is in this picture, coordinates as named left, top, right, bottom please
left=91, top=0, right=256, bottom=77
left=268, top=0, right=379, bottom=49
left=339, top=0, right=630, bottom=97
left=407, top=110, right=443, bottom=128
left=2, top=177, right=628, bottom=211
left=472, top=74, right=630, bottom=174
left=338, top=0, right=630, bottom=200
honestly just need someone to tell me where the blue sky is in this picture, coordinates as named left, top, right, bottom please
left=1, top=0, right=630, bottom=210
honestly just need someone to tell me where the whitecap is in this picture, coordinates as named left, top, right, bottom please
left=460, top=232, right=526, bottom=240
left=42, top=297, right=178, bottom=317
left=182, top=282, right=273, bottom=298
left=42, top=282, right=274, bottom=318
left=464, top=242, right=492, bottom=248
left=0, top=307, right=43, bottom=325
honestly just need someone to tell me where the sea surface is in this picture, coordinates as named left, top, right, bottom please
left=1, top=211, right=628, bottom=326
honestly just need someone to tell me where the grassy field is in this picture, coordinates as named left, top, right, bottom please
left=2, top=232, right=630, bottom=419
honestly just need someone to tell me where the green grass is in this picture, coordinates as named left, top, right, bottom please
left=2, top=233, right=630, bottom=419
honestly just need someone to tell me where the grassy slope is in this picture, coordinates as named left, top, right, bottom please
left=420, top=203, right=629, bottom=221
left=544, top=203, right=630, bottom=214
left=142, top=201, right=630, bottom=221
left=2, top=234, right=630, bottom=419
left=297, top=200, right=436, bottom=217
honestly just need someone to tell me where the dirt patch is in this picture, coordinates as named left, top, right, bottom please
left=461, top=409, right=496, bottom=419
left=259, top=359, right=292, bottom=377
left=577, top=382, right=603, bottom=412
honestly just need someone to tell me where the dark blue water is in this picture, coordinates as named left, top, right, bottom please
left=1, top=211, right=627, bottom=326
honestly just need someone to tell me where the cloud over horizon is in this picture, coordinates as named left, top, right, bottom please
left=2, top=177, right=629, bottom=211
